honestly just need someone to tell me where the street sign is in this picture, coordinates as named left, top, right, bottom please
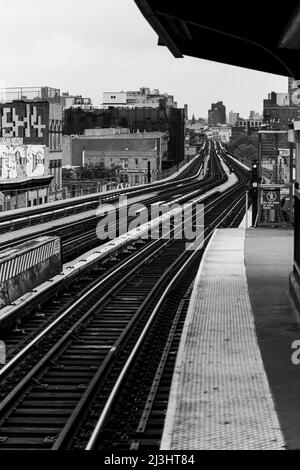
left=262, top=189, right=280, bottom=209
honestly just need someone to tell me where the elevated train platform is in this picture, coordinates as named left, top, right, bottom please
left=161, top=227, right=300, bottom=450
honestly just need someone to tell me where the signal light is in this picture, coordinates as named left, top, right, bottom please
left=251, top=160, right=259, bottom=184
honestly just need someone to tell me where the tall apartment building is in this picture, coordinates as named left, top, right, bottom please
left=228, top=111, right=239, bottom=125
left=208, top=101, right=226, bottom=126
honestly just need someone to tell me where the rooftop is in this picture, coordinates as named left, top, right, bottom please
left=0, top=86, right=61, bottom=104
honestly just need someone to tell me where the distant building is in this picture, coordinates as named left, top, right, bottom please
left=236, top=117, right=263, bottom=128
left=218, top=127, right=232, bottom=143
left=84, top=128, right=130, bottom=137
left=263, top=91, right=297, bottom=130
left=62, top=130, right=167, bottom=186
left=184, top=104, right=188, bottom=120
left=205, top=126, right=231, bottom=142
left=102, top=87, right=177, bottom=109
left=0, top=86, right=63, bottom=210
left=228, top=111, right=238, bottom=125
left=186, top=117, right=206, bottom=133
left=60, top=92, right=94, bottom=110
left=208, top=101, right=226, bottom=126
left=249, top=110, right=262, bottom=120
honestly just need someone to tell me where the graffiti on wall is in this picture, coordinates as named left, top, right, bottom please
left=0, top=103, right=47, bottom=144
left=0, top=144, right=45, bottom=179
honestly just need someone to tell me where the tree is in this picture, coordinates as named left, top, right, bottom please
left=227, top=133, right=258, bottom=162
left=62, top=168, right=73, bottom=181
left=234, top=143, right=257, bottom=160
left=62, top=162, right=122, bottom=182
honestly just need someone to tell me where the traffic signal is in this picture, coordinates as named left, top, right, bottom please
left=251, top=160, right=258, bottom=183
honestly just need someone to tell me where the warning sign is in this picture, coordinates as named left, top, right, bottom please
left=262, top=189, right=280, bottom=210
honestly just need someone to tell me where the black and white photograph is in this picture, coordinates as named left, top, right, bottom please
left=0, top=0, right=300, bottom=457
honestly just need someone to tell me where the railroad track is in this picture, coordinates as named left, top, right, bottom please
left=75, top=148, right=250, bottom=451
left=0, top=144, right=208, bottom=235
left=0, top=149, right=249, bottom=449
left=61, top=150, right=218, bottom=262
left=0, top=147, right=223, bottom=357
left=0, top=150, right=210, bottom=264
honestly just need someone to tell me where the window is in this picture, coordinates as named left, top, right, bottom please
left=120, top=158, right=128, bottom=169
left=135, top=158, right=138, bottom=167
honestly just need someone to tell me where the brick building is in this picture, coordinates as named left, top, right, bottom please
left=62, top=130, right=167, bottom=186
left=63, top=106, right=184, bottom=168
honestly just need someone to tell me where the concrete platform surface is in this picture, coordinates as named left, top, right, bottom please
left=160, top=227, right=298, bottom=450
left=245, top=228, right=300, bottom=450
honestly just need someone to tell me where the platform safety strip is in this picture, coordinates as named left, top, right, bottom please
left=161, top=228, right=285, bottom=450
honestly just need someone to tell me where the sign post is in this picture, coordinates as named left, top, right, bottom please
left=258, top=130, right=293, bottom=226
left=262, top=189, right=280, bottom=210
left=251, top=183, right=258, bottom=227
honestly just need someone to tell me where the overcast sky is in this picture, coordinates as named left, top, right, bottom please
left=0, top=0, right=287, bottom=119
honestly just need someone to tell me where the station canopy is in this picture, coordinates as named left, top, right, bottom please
left=134, top=1, right=300, bottom=78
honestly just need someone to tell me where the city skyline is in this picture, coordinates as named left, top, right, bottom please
left=0, top=0, right=288, bottom=120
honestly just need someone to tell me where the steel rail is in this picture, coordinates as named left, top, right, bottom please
left=0, top=151, right=224, bottom=402
left=84, top=178, right=248, bottom=449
